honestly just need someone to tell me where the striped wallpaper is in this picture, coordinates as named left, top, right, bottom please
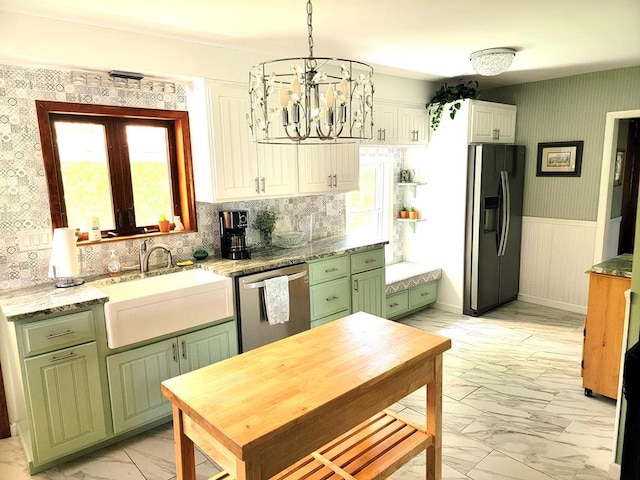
left=483, top=66, right=640, bottom=221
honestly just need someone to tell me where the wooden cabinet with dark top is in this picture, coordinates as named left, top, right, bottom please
left=582, top=271, right=630, bottom=399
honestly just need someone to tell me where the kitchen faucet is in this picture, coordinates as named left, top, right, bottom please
left=139, top=239, right=173, bottom=273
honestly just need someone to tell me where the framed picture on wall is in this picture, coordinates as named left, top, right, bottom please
left=536, top=141, right=584, bottom=177
left=614, top=150, right=625, bottom=186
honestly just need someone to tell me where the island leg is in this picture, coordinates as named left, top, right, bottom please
left=172, top=404, right=197, bottom=480
left=426, top=354, right=443, bottom=480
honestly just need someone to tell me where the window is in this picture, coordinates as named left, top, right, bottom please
left=36, top=101, right=196, bottom=241
left=346, top=158, right=392, bottom=256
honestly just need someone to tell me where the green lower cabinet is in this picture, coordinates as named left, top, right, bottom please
left=310, top=277, right=351, bottom=320
left=351, top=267, right=385, bottom=317
left=24, top=342, right=107, bottom=464
left=387, top=281, right=438, bottom=319
left=107, top=321, right=238, bottom=434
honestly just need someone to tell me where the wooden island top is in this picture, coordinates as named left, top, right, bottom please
left=161, top=311, right=451, bottom=480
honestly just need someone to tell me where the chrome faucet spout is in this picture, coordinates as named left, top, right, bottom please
left=140, top=242, right=173, bottom=273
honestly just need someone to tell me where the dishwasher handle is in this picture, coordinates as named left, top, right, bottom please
left=242, top=270, right=307, bottom=290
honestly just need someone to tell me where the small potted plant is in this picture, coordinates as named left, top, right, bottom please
left=399, top=206, right=408, bottom=219
left=409, top=207, right=419, bottom=220
left=158, top=213, right=171, bottom=233
left=255, top=208, right=277, bottom=246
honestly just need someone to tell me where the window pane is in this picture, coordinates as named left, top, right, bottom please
left=348, top=213, right=381, bottom=239
left=127, top=125, right=173, bottom=227
left=347, top=165, right=378, bottom=212
left=54, top=122, right=115, bottom=232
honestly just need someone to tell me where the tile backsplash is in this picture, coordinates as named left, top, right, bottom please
left=0, top=63, right=346, bottom=291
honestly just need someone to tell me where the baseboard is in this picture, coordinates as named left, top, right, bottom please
left=432, top=302, right=463, bottom=314
left=518, top=293, right=587, bottom=315
left=609, top=462, right=620, bottom=479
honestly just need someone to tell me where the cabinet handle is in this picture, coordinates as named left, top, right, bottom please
left=328, top=175, right=333, bottom=187
left=172, top=342, right=178, bottom=362
left=46, top=329, right=74, bottom=339
left=354, top=279, right=359, bottom=292
left=181, top=340, right=187, bottom=360
left=421, top=292, right=430, bottom=297
left=382, top=129, right=386, bottom=142
left=365, top=259, right=376, bottom=264
left=261, top=177, right=266, bottom=193
left=325, top=267, right=338, bottom=273
left=333, top=174, right=338, bottom=187
left=389, top=302, right=399, bottom=307
left=377, top=128, right=382, bottom=141
left=255, top=177, right=260, bottom=194
left=492, top=128, right=500, bottom=140
left=49, top=352, right=77, bottom=363
left=326, top=295, right=339, bottom=302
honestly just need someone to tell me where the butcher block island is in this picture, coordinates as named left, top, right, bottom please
left=161, top=312, right=451, bottom=480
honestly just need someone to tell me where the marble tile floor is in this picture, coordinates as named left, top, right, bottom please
left=0, top=301, right=617, bottom=480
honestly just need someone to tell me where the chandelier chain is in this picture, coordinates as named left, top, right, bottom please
left=307, top=0, right=314, bottom=57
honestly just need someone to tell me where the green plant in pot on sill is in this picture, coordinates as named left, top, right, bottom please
left=255, top=208, right=277, bottom=246
left=426, top=79, right=480, bottom=131
left=158, top=213, right=171, bottom=233
left=399, top=206, right=408, bottom=219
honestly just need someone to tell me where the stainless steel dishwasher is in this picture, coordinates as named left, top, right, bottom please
left=236, top=263, right=310, bottom=352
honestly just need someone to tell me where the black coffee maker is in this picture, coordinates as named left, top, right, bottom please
left=219, top=210, right=250, bottom=260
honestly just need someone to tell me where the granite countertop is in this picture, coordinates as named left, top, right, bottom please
left=590, top=253, right=633, bottom=278
left=0, top=235, right=386, bottom=321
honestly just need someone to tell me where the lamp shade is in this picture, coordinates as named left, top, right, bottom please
left=48, top=227, right=80, bottom=278
left=470, top=48, right=516, bottom=76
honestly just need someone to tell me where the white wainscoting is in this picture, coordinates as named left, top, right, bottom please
left=518, top=216, right=596, bottom=314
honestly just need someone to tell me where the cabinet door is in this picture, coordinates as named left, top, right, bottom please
left=412, top=109, right=430, bottom=145
left=397, top=108, right=415, bottom=144
left=373, top=102, right=397, bottom=143
left=209, top=83, right=260, bottom=200
left=256, top=144, right=298, bottom=197
left=107, top=339, right=179, bottom=434
left=25, top=342, right=107, bottom=463
left=178, top=321, right=239, bottom=374
left=397, top=107, right=428, bottom=145
left=298, top=145, right=333, bottom=194
left=469, top=101, right=517, bottom=144
left=351, top=268, right=385, bottom=317
left=332, top=143, right=360, bottom=192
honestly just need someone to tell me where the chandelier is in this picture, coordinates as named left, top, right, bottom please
left=470, top=48, right=516, bottom=76
left=248, top=0, right=374, bottom=144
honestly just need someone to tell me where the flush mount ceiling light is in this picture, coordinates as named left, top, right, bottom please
left=248, top=0, right=374, bottom=144
left=470, top=48, right=516, bottom=76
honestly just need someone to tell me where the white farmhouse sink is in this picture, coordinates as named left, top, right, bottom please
left=101, top=269, right=233, bottom=349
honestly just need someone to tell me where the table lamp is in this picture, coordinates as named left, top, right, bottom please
left=48, top=227, right=84, bottom=288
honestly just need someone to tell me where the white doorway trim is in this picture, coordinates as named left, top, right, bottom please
left=594, top=109, right=640, bottom=264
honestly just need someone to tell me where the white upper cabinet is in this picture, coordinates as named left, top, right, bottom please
left=298, top=143, right=359, bottom=194
left=397, top=106, right=429, bottom=145
left=468, top=100, right=517, bottom=144
left=370, top=102, right=429, bottom=146
left=372, top=102, right=398, bottom=144
left=207, top=82, right=298, bottom=201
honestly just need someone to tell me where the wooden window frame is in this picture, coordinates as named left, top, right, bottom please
left=36, top=101, right=197, bottom=242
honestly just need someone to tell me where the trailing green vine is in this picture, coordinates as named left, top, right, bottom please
left=426, top=80, right=480, bottom=130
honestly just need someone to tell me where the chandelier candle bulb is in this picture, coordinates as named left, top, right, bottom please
left=278, top=84, right=289, bottom=108
left=326, top=84, right=335, bottom=109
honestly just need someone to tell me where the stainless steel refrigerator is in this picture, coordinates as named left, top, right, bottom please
left=463, top=144, right=525, bottom=316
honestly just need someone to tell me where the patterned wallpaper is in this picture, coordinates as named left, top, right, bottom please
left=0, top=64, right=347, bottom=291
left=482, top=66, right=640, bottom=221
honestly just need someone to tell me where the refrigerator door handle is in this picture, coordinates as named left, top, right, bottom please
left=497, top=170, right=511, bottom=257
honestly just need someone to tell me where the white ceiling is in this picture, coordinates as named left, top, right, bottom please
left=3, top=0, right=640, bottom=89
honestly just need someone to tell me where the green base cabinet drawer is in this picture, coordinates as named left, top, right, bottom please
left=21, top=310, right=96, bottom=357
left=351, top=248, right=385, bottom=274
left=311, top=277, right=351, bottom=320
left=309, top=256, right=350, bottom=285
left=409, top=281, right=438, bottom=309
left=386, top=291, right=409, bottom=318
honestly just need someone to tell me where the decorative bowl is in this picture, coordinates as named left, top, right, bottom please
left=273, top=231, right=305, bottom=248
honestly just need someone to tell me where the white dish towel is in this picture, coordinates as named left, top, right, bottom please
left=263, top=275, right=290, bottom=325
